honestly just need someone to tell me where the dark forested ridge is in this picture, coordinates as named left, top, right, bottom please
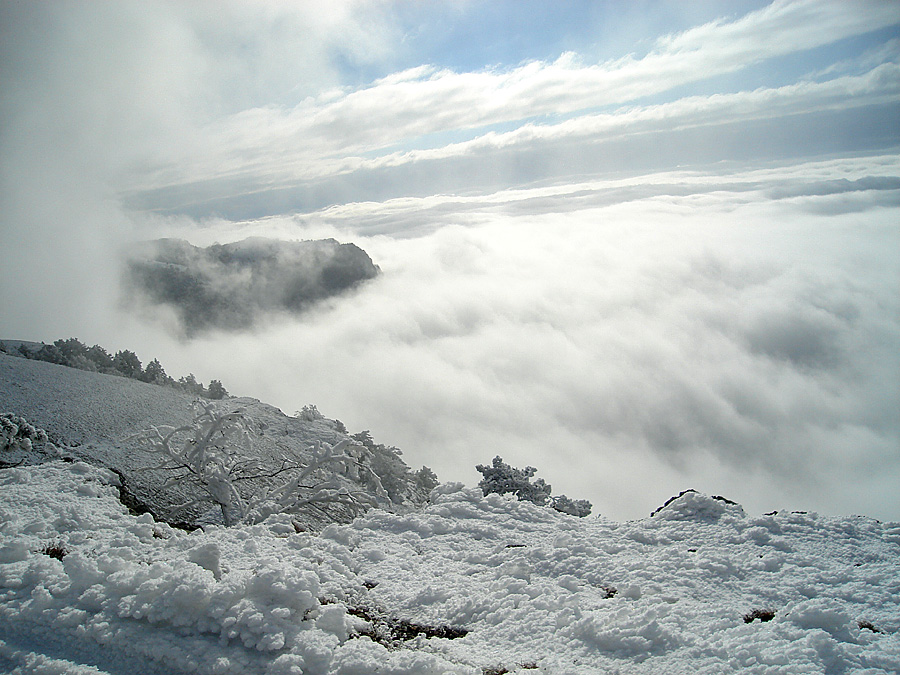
left=125, top=237, right=380, bottom=335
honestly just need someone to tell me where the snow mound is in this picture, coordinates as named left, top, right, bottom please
left=650, top=489, right=745, bottom=521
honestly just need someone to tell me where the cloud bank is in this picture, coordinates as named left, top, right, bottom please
left=118, top=1, right=900, bottom=218
left=138, top=159, right=899, bottom=521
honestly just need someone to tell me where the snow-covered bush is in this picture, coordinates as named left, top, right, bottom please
left=1, top=412, right=50, bottom=453
left=297, top=404, right=324, bottom=421
left=350, top=430, right=438, bottom=506
left=206, top=379, right=228, bottom=399
left=476, top=456, right=552, bottom=505
left=550, top=494, right=593, bottom=518
left=414, top=466, right=439, bottom=494
left=476, top=455, right=592, bottom=516
left=131, top=402, right=376, bottom=526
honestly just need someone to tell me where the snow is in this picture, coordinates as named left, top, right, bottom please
left=1, top=462, right=898, bottom=674
left=0, top=353, right=196, bottom=446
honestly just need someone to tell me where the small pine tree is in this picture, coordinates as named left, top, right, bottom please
left=476, top=456, right=552, bottom=506
left=142, top=358, right=170, bottom=385
left=297, top=404, right=323, bottom=421
left=178, top=373, right=206, bottom=396
left=475, top=455, right=591, bottom=516
left=113, top=350, right=142, bottom=379
left=207, top=379, right=228, bottom=400
left=415, top=466, right=439, bottom=494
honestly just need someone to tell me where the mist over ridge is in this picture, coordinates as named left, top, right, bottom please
left=124, top=237, right=379, bottom=336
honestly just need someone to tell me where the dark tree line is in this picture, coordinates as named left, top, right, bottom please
left=0, top=338, right=228, bottom=400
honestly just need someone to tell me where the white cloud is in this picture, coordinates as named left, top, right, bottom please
left=122, top=59, right=900, bottom=220
left=352, top=62, right=900, bottom=170
left=0, top=0, right=397, bottom=341
left=121, top=13, right=900, bottom=215
left=659, top=0, right=899, bottom=61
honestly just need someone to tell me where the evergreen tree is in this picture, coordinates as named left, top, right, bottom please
left=113, top=350, right=143, bottom=379
left=53, top=338, right=88, bottom=366
left=143, top=358, right=171, bottom=385
left=86, top=344, right=115, bottom=372
left=207, top=379, right=228, bottom=399
left=476, top=455, right=591, bottom=516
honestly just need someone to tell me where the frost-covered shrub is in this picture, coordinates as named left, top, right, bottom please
left=551, top=495, right=593, bottom=518
left=297, top=404, right=324, bottom=421
left=414, top=466, right=439, bottom=495
left=476, top=456, right=552, bottom=506
left=206, top=379, right=228, bottom=400
left=476, top=456, right=591, bottom=516
left=350, top=430, right=438, bottom=506
left=1, top=413, right=50, bottom=453
left=131, top=402, right=376, bottom=526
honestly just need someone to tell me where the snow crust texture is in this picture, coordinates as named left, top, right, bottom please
left=1, top=463, right=899, bottom=674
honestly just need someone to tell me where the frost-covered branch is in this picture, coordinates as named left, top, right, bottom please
left=131, top=403, right=380, bottom=526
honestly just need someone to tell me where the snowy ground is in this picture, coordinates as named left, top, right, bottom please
left=0, top=352, right=196, bottom=447
left=1, top=460, right=898, bottom=674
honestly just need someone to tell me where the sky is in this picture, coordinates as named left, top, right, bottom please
left=1, top=0, right=899, bottom=521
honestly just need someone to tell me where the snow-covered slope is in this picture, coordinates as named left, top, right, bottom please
left=0, top=351, right=196, bottom=445
left=0, top=463, right=898, bottom=674
left=0, top=353, right=431, bottom=529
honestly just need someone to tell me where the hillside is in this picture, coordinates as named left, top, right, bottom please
left=0, top=353, right=433, bottom=529
left=1, top=351, right=899, bottom=674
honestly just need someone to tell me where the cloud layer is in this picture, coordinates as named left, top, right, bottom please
left=129, top=158, right=899, bottom=520
left=118, top=0, right=900, bottom=218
